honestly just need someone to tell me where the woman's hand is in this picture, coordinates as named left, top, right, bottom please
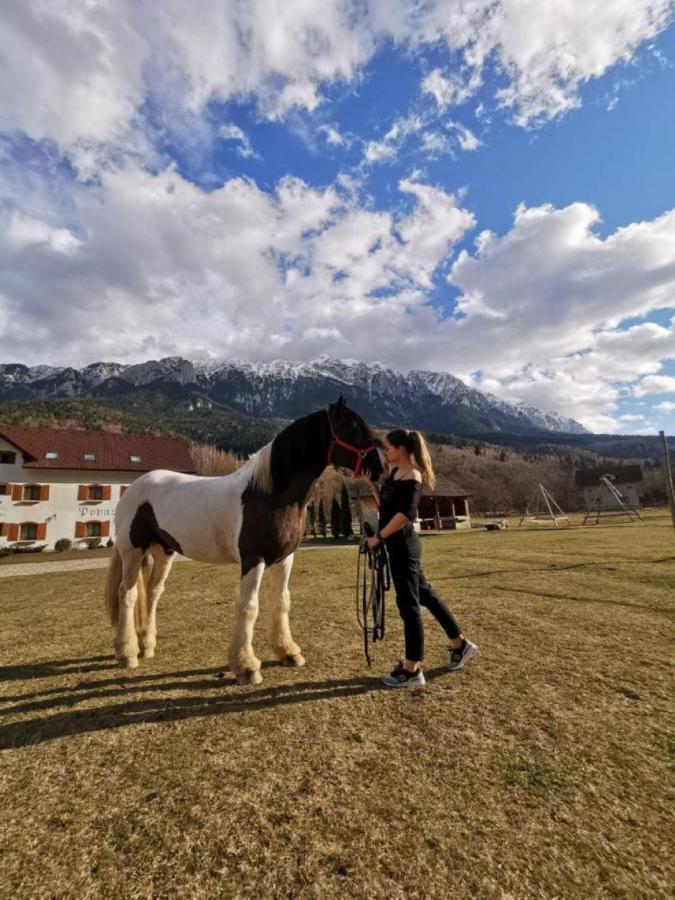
left=365, top=536, right=380, bottom=551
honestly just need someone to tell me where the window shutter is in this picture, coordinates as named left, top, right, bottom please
left=0, top=523, right=4, bottom=536
left=36, top=523, right=47, bottom=540
left=40, top=484, right=50, bottom=501
left=12, top=484, right=23, bottom=501
left=102, top=485, right=111, bottom=501
left=75, top=521, right=86, bottom=538
left=7, top=523, right=19, bottom=541
left=101, top=521, right=110, bottom=537
left=78, top=485, right=88, bottom=501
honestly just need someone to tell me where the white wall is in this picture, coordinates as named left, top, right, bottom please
left=0, top=437, right=141, bottom=550
left=581, top=482, right=641, bottom=512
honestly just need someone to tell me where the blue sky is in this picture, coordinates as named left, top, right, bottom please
left=0, top=1, right=674, bottom=434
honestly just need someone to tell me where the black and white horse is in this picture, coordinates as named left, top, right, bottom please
left=105, top=397, right=383, bottom=684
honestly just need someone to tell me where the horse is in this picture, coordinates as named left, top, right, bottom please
left=105, top=396, right=383, bottom=684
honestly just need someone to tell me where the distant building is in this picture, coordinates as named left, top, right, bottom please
left=0, top=427, right=195, bottom=551
left=418, top=476, right=472, bottom=530
left=574, top=464, right=644, bottom=513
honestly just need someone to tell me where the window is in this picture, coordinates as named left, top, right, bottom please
left=0, top=484, right=9, bottom=495
left=86, top=521, right=102, bottom=538
left=0, top=451, right=16, bottom=464
left=45, top=451, right=58, bottom=459
left=24, top=484, right=41, bottom=501
left=89, top=485, right=103, bottom=501
left=20, top=523, right=38, bottom=541
left=130, top=454, right=141, bottom=463
left=83, top=452, right=96, bottom=461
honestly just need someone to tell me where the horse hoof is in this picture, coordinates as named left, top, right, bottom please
left=139, top=648, right=155, bottom=659
left=282, top=654, right=306, bottom=668
left=236, top=669, right=263, bottom=686
left=118, top=655, right=139, bottom=669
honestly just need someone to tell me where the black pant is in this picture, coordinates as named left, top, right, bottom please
left=386, top=526, right=461, bottom=661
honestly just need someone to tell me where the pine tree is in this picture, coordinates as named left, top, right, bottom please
left=307, top=502, right=317, bottom=538
left=330, top=496, right=341, bottom=539
left=317, top=499, right=327, bottom=538
left=340, top=484, right=353, bottom=538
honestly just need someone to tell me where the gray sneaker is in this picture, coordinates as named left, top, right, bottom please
left=448, top=639, right=478, bottom=671
left=381, top=662, right=426, bottom=688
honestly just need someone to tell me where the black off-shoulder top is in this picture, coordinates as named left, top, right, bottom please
left=378, top=467, right=422, bottom=528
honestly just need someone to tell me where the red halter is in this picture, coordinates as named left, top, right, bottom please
left=325, top=407, right=378, bottom=477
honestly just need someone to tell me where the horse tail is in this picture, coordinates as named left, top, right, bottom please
left=105, top=545, right=123, bottom=625
left=106, top=547, right=151, bottom=627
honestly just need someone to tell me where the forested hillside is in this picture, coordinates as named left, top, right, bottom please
left=1, top=397, right=669, bottom=513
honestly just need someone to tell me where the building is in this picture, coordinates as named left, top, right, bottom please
left=0, top=427, right=195, bottom=551
left=574, top=464, right=644, bottom=513
left=418, top=475, right=472, bottom=530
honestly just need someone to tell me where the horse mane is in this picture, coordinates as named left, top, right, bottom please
left=246, top=410, right=326, bottom=495
left=247, top=441, right=274, bottom=494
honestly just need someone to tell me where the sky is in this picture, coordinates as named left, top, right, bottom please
left=1, top=1, right=674, bottom=435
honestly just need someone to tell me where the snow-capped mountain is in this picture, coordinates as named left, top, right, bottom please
left=0, top=356, right=589, bottom=435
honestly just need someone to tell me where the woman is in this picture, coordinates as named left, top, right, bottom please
left=365, top=429, right=477, bottom=688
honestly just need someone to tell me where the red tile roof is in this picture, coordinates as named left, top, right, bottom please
left=0, top=426, right=196, bottom=473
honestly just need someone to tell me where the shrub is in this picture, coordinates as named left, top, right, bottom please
left=106, top=538, right=114, bottom=548
left=86, top=538, right=101, bottom=550
left=54, top=538, right=73, bottom=553
left=0, top=546, right=14, bottom=558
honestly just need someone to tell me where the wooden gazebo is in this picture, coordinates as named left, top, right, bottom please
left=347, top=475, right=472, bottom=532
left=419, top=475, right=472, bottom=531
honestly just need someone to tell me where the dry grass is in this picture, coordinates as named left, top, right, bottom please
left=0, top=513, right=673, bottom=899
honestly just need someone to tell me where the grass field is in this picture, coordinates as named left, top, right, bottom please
left=1, top=513, right=673, bottom=898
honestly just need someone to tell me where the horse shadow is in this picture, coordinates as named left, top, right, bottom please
left=0, top=658, right=450, bottom=750
left=0, top=655, right=118, bottom=682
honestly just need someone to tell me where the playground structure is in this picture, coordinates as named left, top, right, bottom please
left=575, top=465, right=644, bottom=525
left=582, top=474, right=644, bottom=525
left=518, top=483, right=570, bottom=528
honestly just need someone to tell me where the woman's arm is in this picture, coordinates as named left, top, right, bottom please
left=378, top=512, right=411, bottom=540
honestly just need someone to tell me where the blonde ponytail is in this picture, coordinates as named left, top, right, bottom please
left=411, top=431, right=436, bottom=489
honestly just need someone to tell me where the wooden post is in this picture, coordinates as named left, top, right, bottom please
left=659, top=431, right=675, bottom=530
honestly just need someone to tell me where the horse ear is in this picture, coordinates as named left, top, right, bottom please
left=335, top=394, right=346, bottom=412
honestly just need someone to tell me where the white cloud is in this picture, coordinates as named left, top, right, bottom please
left=219, top=124, right=257, bottom=159
left=633, top=374, right=675, bottom=396
left=2, top=0, right=672, bottom=168
left=441, top=202, right=675, bottom=429
left=448, top=120, right=480, bottom=152
left=5, top=211, right=81, bottom=255
left=1, top=155, right=674, bottom=433
left=655, top=400, right=675, bottom=411
left=0, top=166, right=474, bottom=368
left=421, top=67, right=482, bottom=109
left=319, top=125, right=346, bottom=146
left=362, top=112, right=479, bottom=167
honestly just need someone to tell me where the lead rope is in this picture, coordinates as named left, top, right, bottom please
left=356, top=522, right=390, bottom=667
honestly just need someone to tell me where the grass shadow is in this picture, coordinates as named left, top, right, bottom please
left=0, top=666, right=450, bottom=750
left=0, top=655, right=118, bottom=682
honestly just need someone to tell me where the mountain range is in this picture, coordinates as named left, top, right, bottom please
left=0, top=355, right=588, bottom=437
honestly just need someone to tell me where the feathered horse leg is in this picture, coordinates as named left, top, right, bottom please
left=138, top=547, right=175, bottom=659
left=268, top=553, right=305, bottom=667
left=229, top=561, right=265, bottom=685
